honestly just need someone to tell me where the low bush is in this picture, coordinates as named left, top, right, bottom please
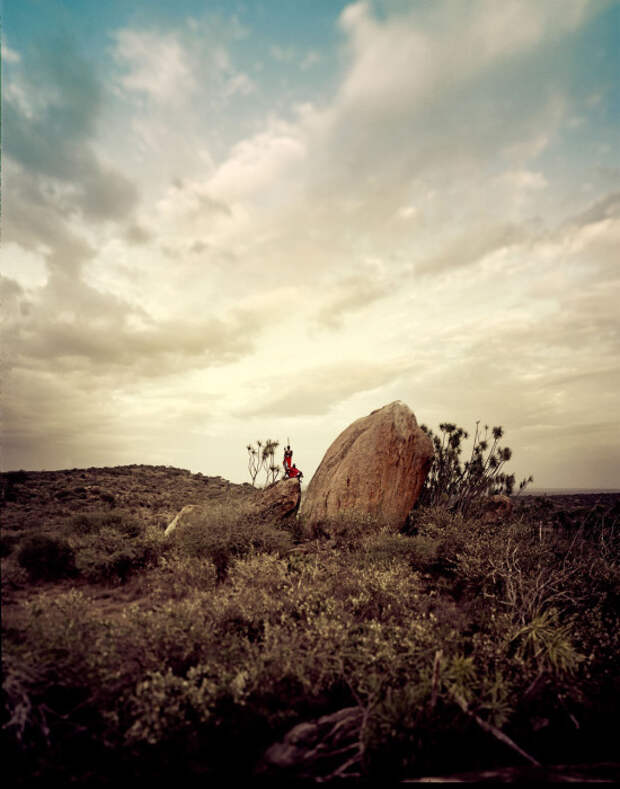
left=1, top=470, right=29, bottom=503
left=72, top=525, right=164, bottom=583
left=173, top=504, right=293, bottom=580
left=0, top=534, right=18, bottom=557
left=147, top=555, right=218, bottom=599
left=17, top=535, right=76, bottom=582
left=2, top=498, right=618, bottom=783
left=68, top=509, right=142, bottom=537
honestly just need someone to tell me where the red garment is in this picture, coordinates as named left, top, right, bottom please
left=288, top=466, right=300, bottom=478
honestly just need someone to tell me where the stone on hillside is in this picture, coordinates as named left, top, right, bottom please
left=300, top=401, right=433, bottom=531
left=257, top=477, right=302, bottom=523
left=165, top=477, right=301, bottom=536
left=165, top=504, right=200, bottom=536
left=258, top=706, right=363, bottom=781
left=481, top=494, right=513, bottom=524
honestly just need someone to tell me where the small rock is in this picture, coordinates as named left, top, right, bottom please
left=481, top=494, right=513, bottom=524
left=258, top=706, right=363, bottom=781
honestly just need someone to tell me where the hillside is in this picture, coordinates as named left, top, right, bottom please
left=1, top=464, right=256, bottom=531
left=2, top=466, right=619, bottom=784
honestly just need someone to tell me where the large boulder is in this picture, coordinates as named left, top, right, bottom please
left=165, top=477, right=301, bottom=536
left=299, top=401, right=433, bottom=530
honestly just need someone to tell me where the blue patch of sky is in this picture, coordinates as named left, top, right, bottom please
left=528, top=2, right=620, bottom=216
left=4, top=0, right=353, bottom=163
left=4, top=0, right=349, bottom=103
left=415, top=0, right=620, bottom=222
left=5, top=0, right=617, bottom=198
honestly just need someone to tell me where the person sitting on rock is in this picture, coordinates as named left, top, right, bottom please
left=287, top=464, right=303, bottom=481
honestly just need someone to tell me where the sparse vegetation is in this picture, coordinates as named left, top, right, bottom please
left=17, top=535, right=76, bottom=582
left=419, top=422, right=533, bottom=514
left=1, top=466, right=618, bottom=784
left=246, top=439, right=281, bottom=486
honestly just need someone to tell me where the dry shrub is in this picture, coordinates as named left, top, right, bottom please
left=172, top=503, right=292, bottom=580
left=17, top=535, right=76, bottom=582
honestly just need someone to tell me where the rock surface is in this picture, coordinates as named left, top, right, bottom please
left=258, top=706, right=363, bottom=781
left=165, top=476, right=301, bottom=535
left=257, top=476, right=302, bottom=523
left=300, top=401, right=433, bottom=530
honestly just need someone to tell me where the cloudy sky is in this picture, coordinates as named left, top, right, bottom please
left=1, top=0, right=619, bottom=489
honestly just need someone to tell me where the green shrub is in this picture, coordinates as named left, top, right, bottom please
left=73, top=526, right=162, bottom=583
left=1, top=470, right=29, bottom=502
left=0, top=534, right=18, bottom=557
left=173, top=504, right=292, bottom=580
left=17, top=535, right=76, bottom=581
left=68, top=509, right=142, bottom=537
left=147, top=554, right=218, bottom=599
left=3, top=497, right=618, bottom=783
left=418, top=422, right=533, bottom=514
left=301, top=511, right=392, bottom=546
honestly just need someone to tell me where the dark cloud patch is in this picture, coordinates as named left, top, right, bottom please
left=171, top=179, right=233, bottom=219
left=2, top=162, right=67, bottom=252
left=124, top=224, right=152, bottom=245
left=196, top=192, right=232, bottom=217
left=19, top=316, right=255, bottom=372
left=0, top=367, right=129, bottom=471
left=0, top=275, right=23, bottom=302
left=2, top=165, right=96, bottom=277
left=568, top=191, right=620, bottom=227
left=241, top=359, right=413, bottom=417
left=314, top=274, right=388, bottom=330
left=78, top=165, right=138, bottom=221
left=5, top=273, right=266, bottom=382
left=519, top=281, right=620, bottom=356
left=416, top=224, right=525, bottom=276
left=4, top=36, right=139, bottom=224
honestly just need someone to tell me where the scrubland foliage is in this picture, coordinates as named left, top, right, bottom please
left=2, top=481, right=619, bottom=783
left=419, top=422, right=533, bottom=514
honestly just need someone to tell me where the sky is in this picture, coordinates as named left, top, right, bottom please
left=1, top=0, right=619, bottom=489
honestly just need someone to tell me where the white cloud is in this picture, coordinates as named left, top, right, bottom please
left=241, top=357, right=414, bottom=417
left=223, top=72, right=255, bottom=97
left=336, top=0, right=593, bottom=117
left=300, top=50, right=321, bottom=70
left=206, top=125, right=307, bottom=202
left=270, top=44, right=295, bottom=62
left=396, top=205, right=418, bottom=221
left=0, top=244, right=48, bottom=289
left=112, top=29, right=197, bottom=102
left=313, top=271, right=388, bottom=330
left=3, top=1, right=617, bottom=488
left=1, top=42, right=20, bottom=63
left=500, top=170, right=548, bottom=191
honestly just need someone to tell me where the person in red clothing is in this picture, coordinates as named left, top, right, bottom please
left=288, top=464, right=303, bottom=481
left=283, top=445, right=293, bottom=476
